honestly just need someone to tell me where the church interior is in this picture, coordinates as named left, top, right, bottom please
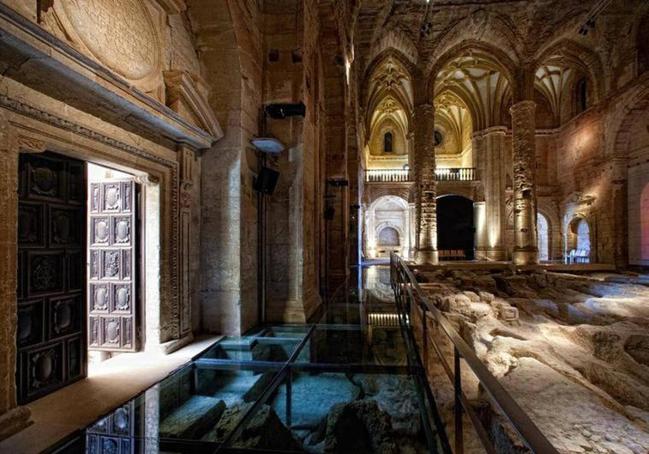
left=0, top=0, right=648, bottom=453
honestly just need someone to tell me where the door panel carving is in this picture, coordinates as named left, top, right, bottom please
left=17, top=152, right=87, bottom=404
left=88, top=180, right=137, bottom=352
left=86, top=402, right=135, bottom=454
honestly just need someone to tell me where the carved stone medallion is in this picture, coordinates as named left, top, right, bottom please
left=58, top=0, right=162, bottom=86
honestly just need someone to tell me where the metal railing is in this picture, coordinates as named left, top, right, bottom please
left=390, top=253, right=559, bottom=454
left=365, top=168, right=477, bottom=183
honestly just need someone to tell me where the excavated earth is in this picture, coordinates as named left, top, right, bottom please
left=416, top=269, right=649, bottom=454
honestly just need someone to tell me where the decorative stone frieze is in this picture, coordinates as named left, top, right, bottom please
left=510, top=100, right=539, bottom=265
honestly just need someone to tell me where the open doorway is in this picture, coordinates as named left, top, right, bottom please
left=437, top=195, right=475, bottom=260
left=537, top=213, right=550, bottom=262
left=16, top=152, right=160, bottom=404
left=87, top=164, right=142, bottom=371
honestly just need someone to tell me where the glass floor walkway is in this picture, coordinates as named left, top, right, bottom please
left=48, top=266, right=450, bottom=453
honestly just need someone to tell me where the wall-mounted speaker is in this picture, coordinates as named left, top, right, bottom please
left=254, top=166, right=280, bottom=195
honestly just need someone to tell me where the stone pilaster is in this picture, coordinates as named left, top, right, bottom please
left=178, top=145, right=200, bottom=336
left=0, top=142, right=31, bottom=440
left=510, top=100, right=538, bottom=265
left=414, top=102, right=438, bottom=264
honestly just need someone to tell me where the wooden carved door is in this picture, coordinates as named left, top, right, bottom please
left=88, top=179, right=137, bottom=352
left=17, top=152, right=86, bottom=404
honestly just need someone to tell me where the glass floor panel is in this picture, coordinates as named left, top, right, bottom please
left=47, top=266, right=450, bottom=454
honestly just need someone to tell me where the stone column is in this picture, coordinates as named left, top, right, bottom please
left=0, top=142, right=31, bottom=440
left=414, top=102, right=438, bottom=264
left=479, top=127, right=508, bottom=260
left=510, top=100, right=538, bottom=265
left=408, top=203, right=417, bottom=259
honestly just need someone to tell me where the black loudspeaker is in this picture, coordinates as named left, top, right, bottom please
left=265, top=102, right=306, bottom=119
left=254, top=167, right=279, bottom=194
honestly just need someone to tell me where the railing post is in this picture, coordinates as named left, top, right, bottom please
left=454, top=347, right=464, bottom=454
left=422, top=305, right=428, bottom=369
left=286, top=368, right=292, bottom=427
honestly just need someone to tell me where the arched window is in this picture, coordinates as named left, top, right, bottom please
left=384, top=132, right=393, bottom=153
left=434, top=130, right=443, bottom=146
left=576, top=78, right=588, bottom=114
left=537, top=214, right=550, bottom=261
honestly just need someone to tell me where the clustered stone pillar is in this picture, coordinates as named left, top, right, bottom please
left=414, top=102, right=438, bottom=264
left=475, top=127, right=508, bottom=260
left=510, top=100, right=539, bottom=265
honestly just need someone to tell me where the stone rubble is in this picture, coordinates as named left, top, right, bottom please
left=417, top=269, right=649, bottom=454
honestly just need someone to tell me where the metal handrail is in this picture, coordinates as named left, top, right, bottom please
left=390, top=253, right=559, bottom=454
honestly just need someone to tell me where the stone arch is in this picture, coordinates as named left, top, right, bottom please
left=537, top=212, right=550, bottom=262
left=430, top=44, right=516, bottom=131
left=365, top=186, right=411, bottom=206
left=365, top=31, right=419, bottom=73
left=534, top=39, right=606, bottom=104
left=368, top=194, right=409, bottom=212
left=363, top=50, right=416, bottom=121
left=427, top=10, right=521, bottom=80
left=537, top=198, right=562, bottom=261
left=364, top=195, right=411, bottom=258
left=376, top=224, right=402, bottom=247
left=429, top=41, right=518, bottom=90
left=566, top=216, right=592, bottom=263
left=437, top=186, right=476, bottom=202
left=610, top=81, right=649, bottom=158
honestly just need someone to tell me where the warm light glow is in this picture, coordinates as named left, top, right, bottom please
left=642, top=183, right=649, bottom=260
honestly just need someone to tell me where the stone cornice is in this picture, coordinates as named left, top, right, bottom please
left=0, top=94, right=177, bottom=169
left=164, top=71, right=223, bottom=140
left=0, top=3, right=216, bottom=151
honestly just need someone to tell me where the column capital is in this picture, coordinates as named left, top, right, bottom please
left=509, top=100, right=536, bottom=115
left=414, top=102, right=435, bottom=116
left=472, top=126, right=508, bottom=139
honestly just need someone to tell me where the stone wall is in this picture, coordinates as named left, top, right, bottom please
left=189, top=0, right=262, bottom=335
left=263, top=0, right=324, bottom=322
left=0, top=0, right=219, bottom=437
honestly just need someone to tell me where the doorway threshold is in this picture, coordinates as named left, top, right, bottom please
left=0, top=336, right=221, bottom=454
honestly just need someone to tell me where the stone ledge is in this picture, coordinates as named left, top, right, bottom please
left=0, top=406, right=31, bottom=442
